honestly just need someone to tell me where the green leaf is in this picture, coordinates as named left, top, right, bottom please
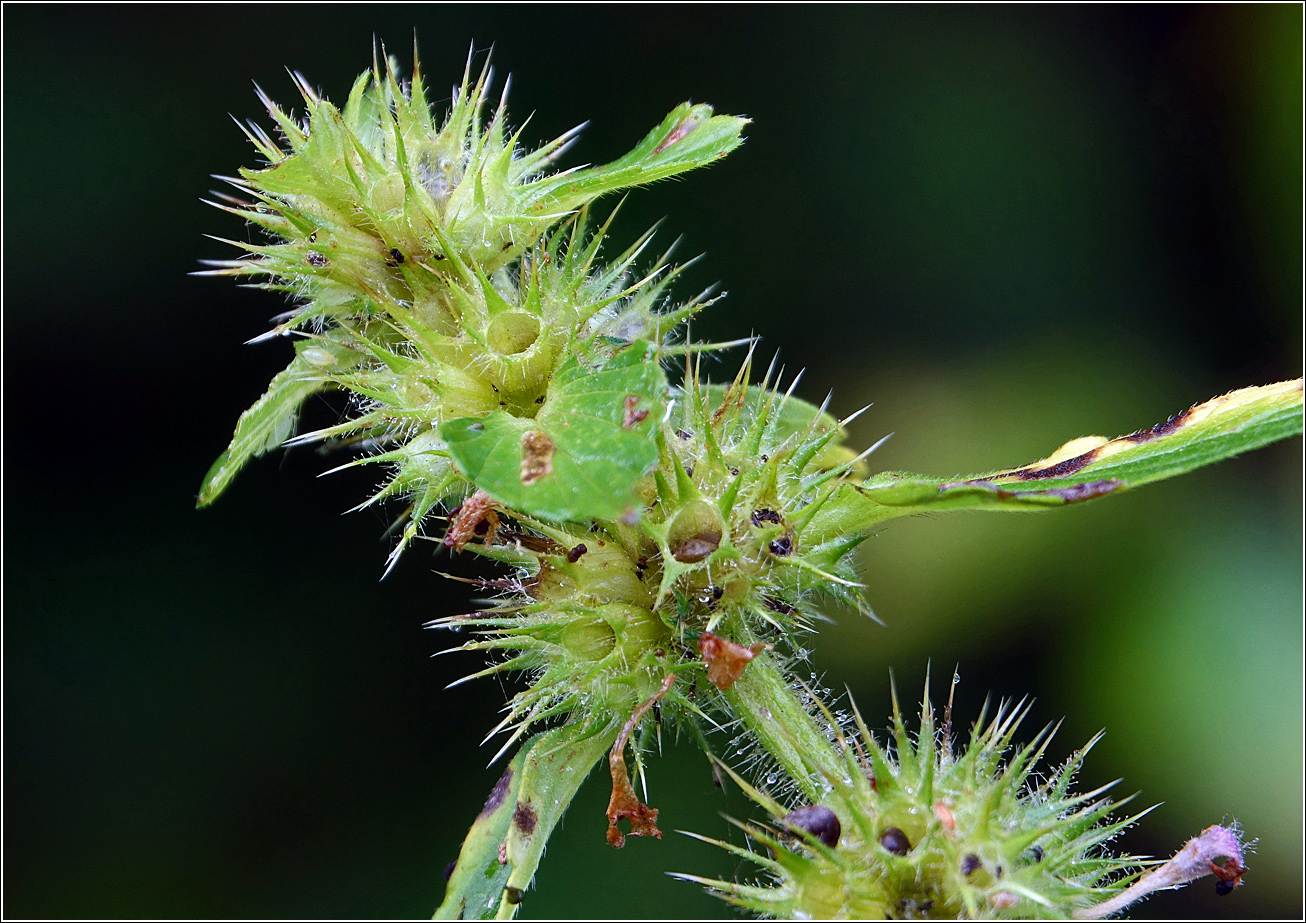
left=195, top=343, right=349, bottom=507
left=440, top=342, right=667, bottom=522
left=434, top=741, right=530, bottom=921
left=528, top=103, right=749, bottom=212
left=500, top=722, right=620, bottom=919
left=809, top=379, right=1304, bottom=539
left=434, top=723, right=617, bottom=921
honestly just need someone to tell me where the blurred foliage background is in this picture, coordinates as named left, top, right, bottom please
left=4, top=5, right=1301, bottom=919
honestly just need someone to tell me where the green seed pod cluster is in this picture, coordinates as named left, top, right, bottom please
left=647, top=355, right=876, bottom=639
left=681, top=681, right=1147, bottom=920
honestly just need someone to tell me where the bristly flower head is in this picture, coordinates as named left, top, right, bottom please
left=678, top=676, right=1151, bottom=920
left=195, top=44, right=748, bottom=566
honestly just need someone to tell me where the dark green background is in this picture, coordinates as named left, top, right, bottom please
left=4, top=4, right=1301, bottom=919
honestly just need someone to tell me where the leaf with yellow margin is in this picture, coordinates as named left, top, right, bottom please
left=808, top=379, right=1304, bottom=541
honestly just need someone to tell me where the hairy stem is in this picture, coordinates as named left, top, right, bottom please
left=723, top=653, right=846, bottom=802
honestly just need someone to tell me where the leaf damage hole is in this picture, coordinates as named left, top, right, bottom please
left=622, top=395, right=650, bottom=429
left=520, top=430, right=555, bottom=485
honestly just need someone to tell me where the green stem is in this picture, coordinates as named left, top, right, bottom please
left=723, top=652, right=847, bottom=802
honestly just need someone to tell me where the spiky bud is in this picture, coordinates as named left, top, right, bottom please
left=679, top=680, right=1153, bottom=920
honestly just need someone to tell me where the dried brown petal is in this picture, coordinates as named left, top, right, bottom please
left=443, top=490, right=499, bottom=551
left=699, top=631, right=769, bottom=691
left=607, top=675, right=676, bottom=848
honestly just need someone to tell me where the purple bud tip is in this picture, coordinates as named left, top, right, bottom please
left=783, top=805, right=841, bottom=849
left=879, top=826, right=912, bottom=856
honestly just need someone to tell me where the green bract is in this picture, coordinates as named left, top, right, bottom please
left=440, top=340, right=666, bottom=522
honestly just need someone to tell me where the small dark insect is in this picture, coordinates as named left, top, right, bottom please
left=961, top=853, right=982, bottom=876
left=879, top=827, right=912, bottom=856
left=567, top=543, right=588, bottom=563
left=751, top=508, right=782, bottom=527
left=707, top=585, right=723, bottom=608
left=783, top=805, right=841, bottom=849
left=385, top=247, right=405, bottom=266
left=675, top=429, right=692, bottom=441
left=306, top=250, right=329, bottom=267
left=504, top=887, right=525, bottom=905
left=768, top=535, right=793, bottom=556
left=535, top=395, right=545, bottom=404
left=443, top=860, right=456, bottom=881
left=1029, top=845, right=1044, bottom=862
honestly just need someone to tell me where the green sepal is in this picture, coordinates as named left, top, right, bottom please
left=440, top=342, right=667, bottom=522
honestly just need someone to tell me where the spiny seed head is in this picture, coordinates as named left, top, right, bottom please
left=682, top=678, right=1150, bottom=919
left=641, top=350, right=876, bottom=645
